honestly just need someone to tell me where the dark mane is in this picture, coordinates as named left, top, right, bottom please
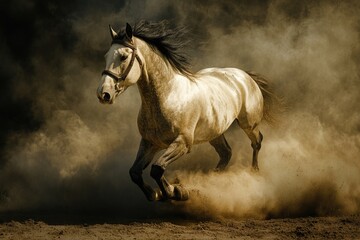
left=114, top=20, right=193, bottom=77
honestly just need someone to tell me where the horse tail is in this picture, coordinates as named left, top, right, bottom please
left=246, top=71, right=284, bottom=125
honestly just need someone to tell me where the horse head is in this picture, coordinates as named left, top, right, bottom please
left=97, top=23, right=143, bottom=104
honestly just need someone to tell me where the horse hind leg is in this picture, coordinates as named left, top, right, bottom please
left=241, top=124, right=263, bottom=171
left=209, top=134, right=232, bottom=171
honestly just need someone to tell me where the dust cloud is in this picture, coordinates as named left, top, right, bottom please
left=174, top=112, right=360, bottom=218
left=168, top=0, right=360, bottom=219
left=0, top=0, right=359, bottom=220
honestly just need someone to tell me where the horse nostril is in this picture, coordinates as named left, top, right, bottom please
left=103, top=92, right=111, bottom=102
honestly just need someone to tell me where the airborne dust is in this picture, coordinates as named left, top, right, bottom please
left=0, top=0, right=359, bottom=220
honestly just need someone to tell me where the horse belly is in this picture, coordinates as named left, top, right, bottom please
left=193, top=117, right=235, bottom=144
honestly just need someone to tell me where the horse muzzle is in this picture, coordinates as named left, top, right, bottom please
left=97, top=87, right=115, bottom=104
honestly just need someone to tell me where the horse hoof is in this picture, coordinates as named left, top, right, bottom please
left=251, top=165, right=259, bottom=172
left=213, top=167, right=226, bottom=172
left=146, top=188, right=163, bottom=202
left=173, top=185, right=189, bottom=201
left=154, top=189, right=164, bottom=201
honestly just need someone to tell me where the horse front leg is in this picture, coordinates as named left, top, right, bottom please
left=129, top=138, right=162, bottom=201
left=150, top=135, right=190, bottom=201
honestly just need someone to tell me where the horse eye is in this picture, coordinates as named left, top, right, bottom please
left=120, top=55, right=128, bottom=61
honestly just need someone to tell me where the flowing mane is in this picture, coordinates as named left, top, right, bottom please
left=113, top=20, right=193, bottom=77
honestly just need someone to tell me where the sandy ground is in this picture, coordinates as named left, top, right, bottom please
left=0, top=215, right=359, bottom=239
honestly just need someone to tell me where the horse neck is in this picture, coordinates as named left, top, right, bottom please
left=135, top=40, right=176, bottom=104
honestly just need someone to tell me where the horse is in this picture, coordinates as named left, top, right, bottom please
left=97, top=21, right=281, bottom=201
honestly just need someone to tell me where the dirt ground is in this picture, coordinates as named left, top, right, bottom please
left=0, top=214, right=359, bottom=240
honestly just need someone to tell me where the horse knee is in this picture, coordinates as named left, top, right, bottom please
left=150, top=164, right=165, bottom=180
left=129, top=167, right=142, bottom=184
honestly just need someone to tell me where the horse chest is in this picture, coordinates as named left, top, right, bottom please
left=137, top=108, right=177, bottom=147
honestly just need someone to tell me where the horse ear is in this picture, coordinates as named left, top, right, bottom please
left=125, top=23, right=133, bottom=40
left=109, top=25, right=117, bottom=39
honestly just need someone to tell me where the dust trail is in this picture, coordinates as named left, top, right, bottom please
left=167, top=0, right=360, bottom=219
left=0, top=0, right=359, bottom=220
left=173, top=112, right=360, bottom=218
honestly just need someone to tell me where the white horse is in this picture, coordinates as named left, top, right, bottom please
left=97, top=21, right=280, bottom=201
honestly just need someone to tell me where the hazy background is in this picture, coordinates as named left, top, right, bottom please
left=0, top=0, right=359, bottom=220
